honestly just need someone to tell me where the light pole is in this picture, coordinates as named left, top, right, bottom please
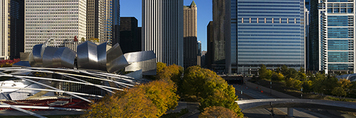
left=270, top=82, right=272, bottom=96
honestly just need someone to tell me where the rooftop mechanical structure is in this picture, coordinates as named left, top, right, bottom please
left=0, top=39, right=156, bottom=117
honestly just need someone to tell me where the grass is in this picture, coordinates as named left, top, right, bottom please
left=325, top=96, right=356, bottom=102
left=161, top=108, right=189, bottom=118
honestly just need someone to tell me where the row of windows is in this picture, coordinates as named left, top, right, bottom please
left=26, top=15, right=79, bottom=17
left=240, top=18, right=297, bottom=24
left=26, top=21, right=79, bottom=23
left=327, top=8, right=353, bottom=13
left=328, top=16, right=353, bottom=26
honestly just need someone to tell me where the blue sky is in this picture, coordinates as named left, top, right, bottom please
left=120, top=0, right=212, bottom=51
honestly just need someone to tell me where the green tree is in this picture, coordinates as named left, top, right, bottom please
left=199, top=106, right=241, bottom=118
left=302, top=80, right=313, bottom=93
left=281, top=65, right=288, bottom=75
left=271, top=72, right=284, bottom=82
left=332, top=87, right=347, bottom=97
left=182, top=66, right=243, bottom=116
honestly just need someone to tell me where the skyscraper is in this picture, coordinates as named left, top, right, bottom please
left=142, top=0, right=183, bottom=66
left=9, top=0, right=24, bottom=59
left=120, top=17, right=141, bottom=53
left=212, top=0, right=231, bottom=74
left=87, top=0, right=118, bottom=43
left=183, top=1, right=198, bottom=68
left=308, top=0, right=319, bottom=71
left=197, top=41, right=202, bottom=66
left=206, top=21, right=214, bottom=69
left=24, top=0, right=87, bottom=52
left=0, top=0, right=9, bottom=59
left=228, top=0, right=306, bottom=74
left=318, top=0, right=355, bottom=74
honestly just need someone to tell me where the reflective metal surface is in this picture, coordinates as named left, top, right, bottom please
left=19, top=40, right=157, bottom=74
left=97, top=42, right=108, bottom=71
left=77, top=41, right=98, bottom=70
left=29, top=44, right=47, bottom=67
left=42, top=47, right=76, bottom=68
left=124, top=51, right=157, bottom=75
left=106, top=43, right=127, bottom=73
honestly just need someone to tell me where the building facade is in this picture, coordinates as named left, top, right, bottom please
left=87, top=0, right=119, bottom=43
left=308, top=0, right=319, bottom=71
left=206, top=21, right=214, bottom=69
left=9, top=0, right=24, bottom=59
left=228, top=0, right=306, bottom=74
left=120, top=17, right=141, bottom=53
left=183, top=1, right=198, bottom=68
left=318, top=0, right=356, bottom=73
left=24, top=0, right=86, bottom=52
left=212, top=0, right=231, bottom=74
left=0, top=1, right=9, bottom=59
left=197, top=41, right=202, bottom=66
left=142, top=0, right=183, bottom=66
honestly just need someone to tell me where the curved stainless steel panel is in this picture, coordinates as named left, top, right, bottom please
left=97, top=42, right=107, bottom=71
left=58, top=47, right=76, bottom=68
left=42, top=47, right=58, bottom=68
left=124, top=51, right=157, bottom=75
left=124, top=51, right=156, bottom=63
left=106, top=43, right=124, bottom=73
left=29, top=44, right=47, bottom=67
left=107, top=55, right=129, bottom=73
left=77, top=41, right=98, bottom=70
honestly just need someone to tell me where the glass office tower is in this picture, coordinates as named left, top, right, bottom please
left=229, top=0, right=306, bottom=74
left=319, top=0, right=355, bottom=74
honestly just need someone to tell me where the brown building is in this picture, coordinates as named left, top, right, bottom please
left=86, top=0, right=119, bottom=43
left=183, top=1, right=198, bottom=69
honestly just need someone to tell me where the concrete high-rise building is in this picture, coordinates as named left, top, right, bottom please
left=227, top=0, right=306, bottom=74
left=142, top=0, right=183, bottom=66
left=318, top=0, right=356, bottom=74
left=87, top=0, right=119, bottom=43
left=24, top=0, right=87, bottom=52
left=0, top=0, right=9, bottom=59
left=183, top=1, right=197, bottom=68
left=9, top=0, right=24, bottom=59
left=120, top=17, right=141, bottom=53
left=212, top=0, right=231, bottom=74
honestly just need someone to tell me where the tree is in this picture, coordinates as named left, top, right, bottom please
left=259, top=65, right=272, bottom=80
left=281, top=65, right=288, bottom=75
left=138, top=80, right=179, bottom=117
left=88, top=37, right=99, bottom=43
left=182, top=66, right=243, bottom=116
left=332, top=87, right=347, bottom=97
left=286, top=78, right=302, bottom=90
left=81, top=37, right=85, bottom=42
left=199, top=106, right=241, bottom=118
left=156, top=64, right=183, bottom=92
left=84, top=88, right=159, bottom=118
left=302, top=80, right=313, bottom=93
left=156, top=62, right=167, bottom=74
left=271, top=72, right=284, bottom=82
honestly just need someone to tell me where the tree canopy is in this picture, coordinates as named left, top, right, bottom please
left=199, top=106, right=240, bottom=118
left=182, top=66, right=243, bottom=117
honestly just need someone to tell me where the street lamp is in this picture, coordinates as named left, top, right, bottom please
left=270, top=82, right=272, bottom=96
